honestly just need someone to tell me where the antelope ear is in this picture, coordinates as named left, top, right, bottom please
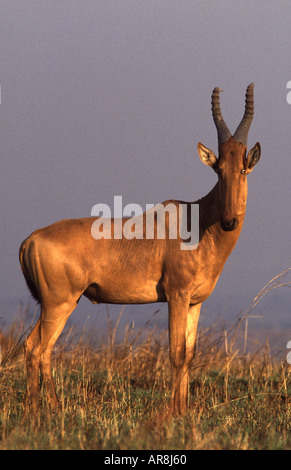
left=197, top=143, right=218, bottom=168
left=246, top=142, right=261, bottom=174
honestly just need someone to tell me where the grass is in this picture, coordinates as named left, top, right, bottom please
left=0, top=271, right=290, bottom=450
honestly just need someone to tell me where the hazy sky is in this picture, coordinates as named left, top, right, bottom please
left=1, top=1, right=290, bottom=339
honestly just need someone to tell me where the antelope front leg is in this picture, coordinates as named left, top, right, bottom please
left=168, top=294, right=201, bottom=415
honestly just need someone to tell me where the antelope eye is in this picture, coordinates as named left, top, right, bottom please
left=241, top=169, right=246, bottom=175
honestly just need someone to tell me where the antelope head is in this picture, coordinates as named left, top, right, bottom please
left=198, top=83, right=261, bottom=231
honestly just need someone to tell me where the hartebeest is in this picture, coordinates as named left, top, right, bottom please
left=19, top=84, right=260, bottom=415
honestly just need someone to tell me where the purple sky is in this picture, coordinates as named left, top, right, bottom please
left=1, top=1, right=290, bottom=341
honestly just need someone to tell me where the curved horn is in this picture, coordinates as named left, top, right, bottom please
left=211, top=87, right=232, bottom=146
left=233, top=83, right=254, bottom=146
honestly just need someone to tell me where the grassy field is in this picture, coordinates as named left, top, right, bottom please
left=0, top=301, right=290, bottom=451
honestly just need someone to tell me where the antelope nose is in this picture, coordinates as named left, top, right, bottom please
left=220, top=217, right=238, bottom=231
